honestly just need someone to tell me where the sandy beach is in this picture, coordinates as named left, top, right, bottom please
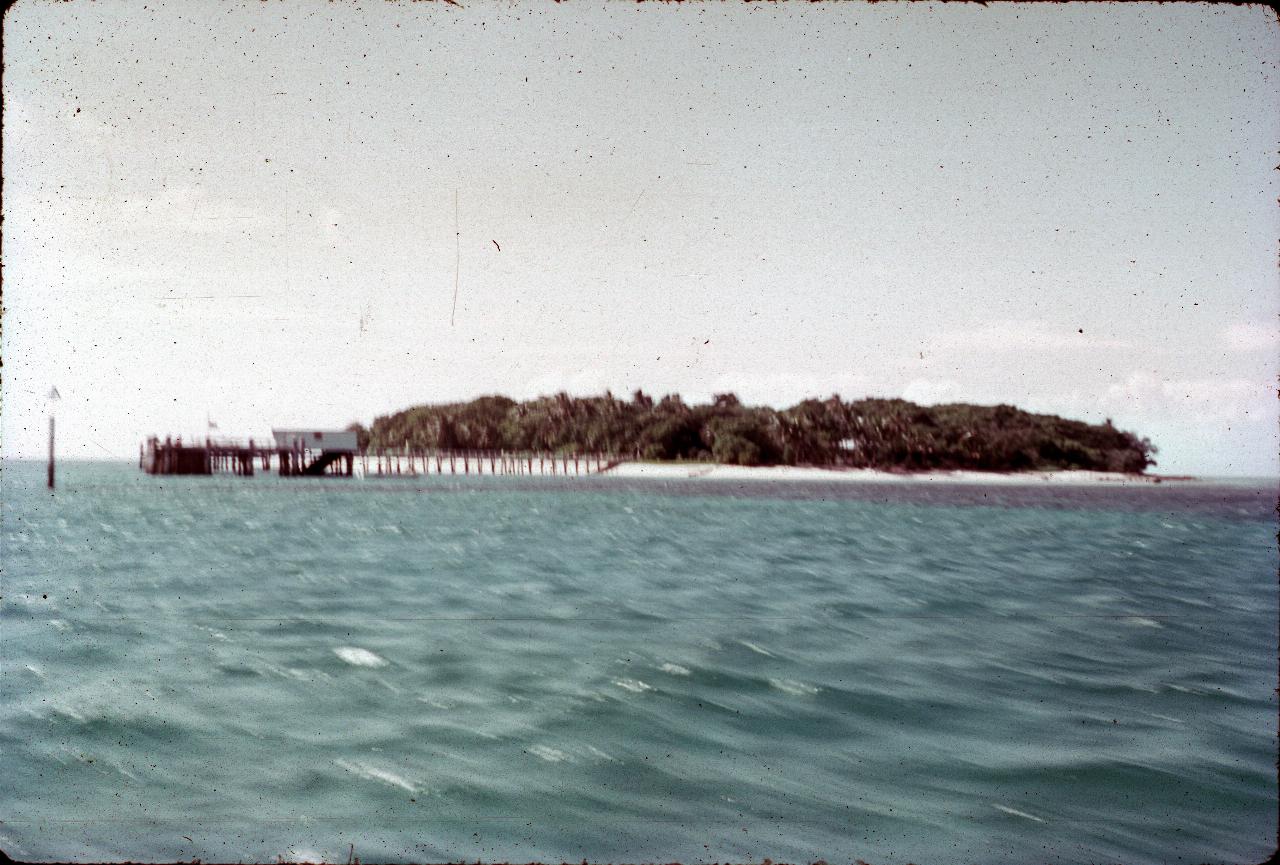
left=601, top=462, right=1194, bottom=485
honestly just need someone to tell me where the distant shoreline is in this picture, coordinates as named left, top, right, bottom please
left=11, top=457, right=1276, bottom=487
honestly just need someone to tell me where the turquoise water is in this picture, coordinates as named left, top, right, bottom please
left=2, top=461, right=1275, bottom=863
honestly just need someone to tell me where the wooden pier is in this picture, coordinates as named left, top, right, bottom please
left=141, top=433, right=618, bottom=479
left=141, top=437, right=278, bottom=476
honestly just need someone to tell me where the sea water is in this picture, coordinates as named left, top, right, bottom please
left=1, top=461, right=1275, bottom=863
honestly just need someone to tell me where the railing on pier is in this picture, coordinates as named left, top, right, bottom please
left=141, top=437, right=620, bottom=479
left=359, top=448, right=620, bottom=478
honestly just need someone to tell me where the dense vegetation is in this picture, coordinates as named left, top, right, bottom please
left=356, top=392, right=1156, bottom=473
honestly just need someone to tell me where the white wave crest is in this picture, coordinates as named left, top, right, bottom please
left=528, top=745, right=570, bottom=763
left=333, top=758, right=417, bottom=792
left=584, top=745, right=616, bottom=762
left=333, top=647, right=388, bottom=668
left=769, top=678, right=820, bottom=696
left=1124, top=617, right=1163, bottom=628
left=739, top=640, right=774, bottom=657
left=417, top=696, right=455, bottom=710
left=660, top=663, right=691, bottom=676
left=613, top=678, right=653, bottom=693
left=52, top=703, right=86, bottom=723
left=993, top=804, right=1046, bottom=823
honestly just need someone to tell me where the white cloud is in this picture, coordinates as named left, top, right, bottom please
left=902, top=378, right=963, bottom=405
left=1223, top=322, right=1280, bottom=352
left=1099, top=372, right=1267, bottom=424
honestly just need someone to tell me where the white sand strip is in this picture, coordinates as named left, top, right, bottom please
left=600, top=462, right=1192, bottom=485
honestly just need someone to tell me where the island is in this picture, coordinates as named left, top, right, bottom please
left=350, top=392, right=1157, bottom=474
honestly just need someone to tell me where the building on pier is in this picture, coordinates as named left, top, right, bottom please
left=271, top=429, right=358, bottom=476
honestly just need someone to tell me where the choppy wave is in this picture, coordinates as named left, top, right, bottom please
left=769, top=677, right=821, bottom=696
left=333, top=647, right=389, bottom=668
left=993, top=804, right=1047, bottom=823
left=333, top=759, right=418, bottom=793
left=527, top=745, right=571, bottom=763
left=612, top=678, right=653, bottom=694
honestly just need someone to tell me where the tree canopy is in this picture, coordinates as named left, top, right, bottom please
left=358, top=391, right=1156, bottom=473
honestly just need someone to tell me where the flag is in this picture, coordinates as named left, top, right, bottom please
left=47, top=386, right=61, bottom=401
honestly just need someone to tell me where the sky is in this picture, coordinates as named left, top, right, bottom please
left=2, top=1, right=1277, bottom=476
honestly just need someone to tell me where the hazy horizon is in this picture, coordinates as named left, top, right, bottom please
left=4, top=2, right=1277, bottom=476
